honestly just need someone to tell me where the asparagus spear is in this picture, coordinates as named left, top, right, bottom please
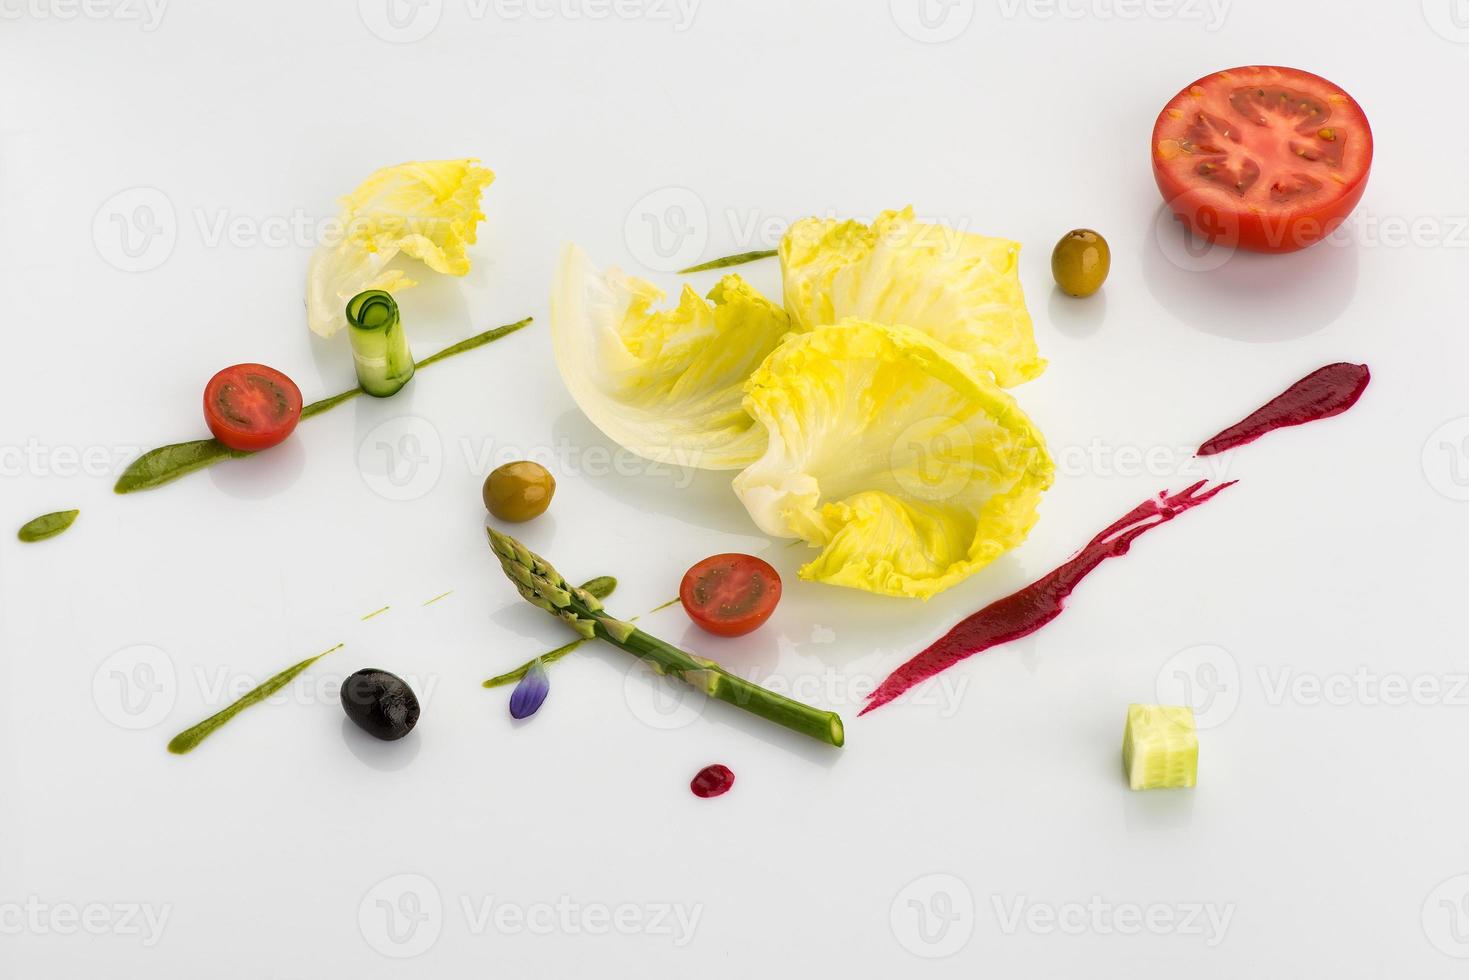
left=483, top=576, right=618, bottom=689
left=487, top=529, right=845, bottom=748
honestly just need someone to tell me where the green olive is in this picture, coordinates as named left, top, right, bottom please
left=483, top=461, right=556, bottom=522
left=1051, top=228, right=1111, bottom=298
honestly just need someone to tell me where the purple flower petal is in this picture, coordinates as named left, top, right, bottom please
left=509, top=658, right=550, bottom=719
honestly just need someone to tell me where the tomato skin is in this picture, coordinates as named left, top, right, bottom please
left=679, top=554, right=782, bottom=638
left=1151, top=66, right=1372, bottom=254
left=203, top=364, right=303, bottom=452
left=1154, top=173, right=1371, bottom=253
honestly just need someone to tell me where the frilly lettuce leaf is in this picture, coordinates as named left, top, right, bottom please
left=550, top=244, right=790, bottom=469
left=732, top=319, right=1053, bottom=599
left=780, top=207, right=1044, bottom=388
left=306, top=159, right=495, bottom=337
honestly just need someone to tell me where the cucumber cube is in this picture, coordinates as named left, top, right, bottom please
left=1122, top=704, right=1197, bottom=790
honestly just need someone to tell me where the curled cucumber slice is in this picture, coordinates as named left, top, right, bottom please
left=347, top=290, right=415, bottom=397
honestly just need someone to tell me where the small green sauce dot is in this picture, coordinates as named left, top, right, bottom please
left=17, top=509, right=79, bottom=543
left=580, top=576, right=618, bottom=600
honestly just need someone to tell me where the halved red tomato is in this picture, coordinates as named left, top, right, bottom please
left=204, top=363, right=303, bottom=452
left=1152, top=66, right=1372, bottom=253
left=679, top=554, right=782, bottom=638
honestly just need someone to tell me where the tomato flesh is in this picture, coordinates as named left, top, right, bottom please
left=204, top=363, right=303, bottom=452
left=1152, top=66, right=1372, bottom=253
left=679, top=554, right=782, bottom=638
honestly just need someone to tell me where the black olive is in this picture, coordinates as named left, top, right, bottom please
left=340, top=668, right=420, bottom=740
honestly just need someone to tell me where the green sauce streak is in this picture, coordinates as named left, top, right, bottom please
left=299, top=386, right=361, bottom=421
left=113, top=440, right=251, bottom=494
left=414, top=318, right=533, bottom=369
left=484, top=637, right=587, bottom=689
left=482, top=576, right=632, bottom=689
left=421, top=590, right=454, bottom=606
left=115, top=316, right=533, bottom=494
left=17, top=509, right=80, bottom=542
left=167, top=643, right=344, bottom=755
left=677, top=249, right=777, bottom=274
left=361, top=605, right=389, bottom=621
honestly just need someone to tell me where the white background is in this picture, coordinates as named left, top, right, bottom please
left=4, top=1, right=1469, bottom=976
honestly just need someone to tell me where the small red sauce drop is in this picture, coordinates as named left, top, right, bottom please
left=691, top=764, right=735, bottom=798
left=1198, top=362, right=1370, bottom=456
left=862, top=481, right=1235, bottom=714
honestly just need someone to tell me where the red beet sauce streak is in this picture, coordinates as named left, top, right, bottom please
left=691, top=764, right=735, bottom=798
left=861, top=481, right=1235, bottom=715
left=1197, top=362, right=1370, bottom=456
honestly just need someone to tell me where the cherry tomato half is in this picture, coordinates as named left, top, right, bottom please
left=203, top=363, right=303, bottom=452
left=679, top=554, right=782, bottom=638
left=1152, top=65, right=1372, bottom=253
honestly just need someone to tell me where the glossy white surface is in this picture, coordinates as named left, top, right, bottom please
left=4, top=2, right=1469, bottom=976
